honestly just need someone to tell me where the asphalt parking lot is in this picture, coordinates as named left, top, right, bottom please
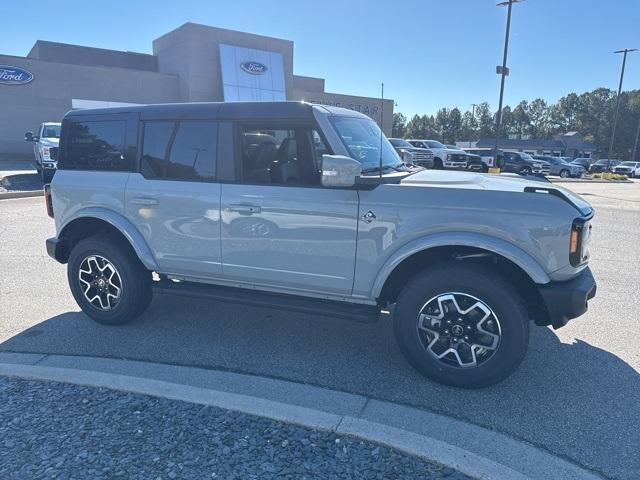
left=0, top=180, right=639, bottom=480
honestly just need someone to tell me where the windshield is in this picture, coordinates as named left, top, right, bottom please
left=521, top=153, right=535, bottom=161
left=389, top=138, right=413, bottom=148
left=426, top=140, right=445, bottom=149
left=620, top=161, right=637, bottom=166
left=42, top=125, right=61, bottom=138
left=330, top=116, right=404, bottom=174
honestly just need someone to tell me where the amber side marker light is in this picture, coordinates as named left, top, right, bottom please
left=570, top=229, right=579, bottom=254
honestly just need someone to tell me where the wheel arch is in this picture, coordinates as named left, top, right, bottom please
left=374, top=235, right=552, bottom=325
left=57, top=208, right=158, bottom=271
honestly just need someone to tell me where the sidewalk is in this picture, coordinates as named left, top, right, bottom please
left=0, top=353, right=603, bottom=480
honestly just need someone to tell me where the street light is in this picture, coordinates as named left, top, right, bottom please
left=607, top=48, right=637, bottom=168
left=633, top=116, right=640, bottom=161
left=469, top=103, right=478, bottom=147
left=493, top=0, right=525, bottom=173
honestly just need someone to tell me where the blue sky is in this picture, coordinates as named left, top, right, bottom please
left=3, top=0, right=639, bottom=116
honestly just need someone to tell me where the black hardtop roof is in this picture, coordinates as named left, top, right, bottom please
left=65, top=101, right=320, bottom=121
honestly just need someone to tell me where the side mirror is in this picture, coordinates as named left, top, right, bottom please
left=321, top=155, right=362, bottom=188
left=25, top=131, right=34, bottom=142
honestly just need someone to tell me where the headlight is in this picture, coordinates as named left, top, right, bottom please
left=402, top=151, right=414, bottom=163
left=41, top=146, right=51, bottom=160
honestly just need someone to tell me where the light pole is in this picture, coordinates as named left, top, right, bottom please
left=470, top=103, right=478, bottom=147
left=607, top=48, right=637, bottom=168
left=492, top=0, right=525, bottom=173
left=633, top=116, right=640, bottom=161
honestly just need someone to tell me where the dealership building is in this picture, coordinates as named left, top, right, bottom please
left=0, top=22, right=394, bottom=156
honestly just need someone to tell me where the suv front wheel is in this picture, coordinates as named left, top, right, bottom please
left=67, top=234, right=152, bottom=325
left=393, top=262, right=529, bottom=388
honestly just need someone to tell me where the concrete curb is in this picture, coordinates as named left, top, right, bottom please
left=550, top=178, right=632, bottom=184
left=0, top=190, right=42, bottom=200
left=0, top=353, right=603, bottom=480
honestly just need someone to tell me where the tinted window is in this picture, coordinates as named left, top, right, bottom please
left=141, top=121, right=217, bottom=181
left=141, top=122, right=173, bottom=177
left=42, top=125, right=61, bottom=138
left=63, top=120, right=129, bottom=171
left=311, top=130, right=329, bottom=172
left=240, top=126, right=321, bottom=185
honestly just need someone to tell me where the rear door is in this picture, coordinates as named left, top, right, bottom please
left=219, top=122, right=359, bottom=296
left=125, top=119, right=222, bottom=278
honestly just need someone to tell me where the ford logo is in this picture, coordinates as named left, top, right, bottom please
left=0, top=65, right=34, bottom=85
left=240, top=61, right=268, bottom=75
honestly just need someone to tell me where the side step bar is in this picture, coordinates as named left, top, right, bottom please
left=153, top=280, right=381, bottom=324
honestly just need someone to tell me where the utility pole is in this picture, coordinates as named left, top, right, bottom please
left=632, top=116, right=640, bottom=162
left=470, top=103, right=478, bottom=147
left=608, top=48, right=637, bottom=168
left=493, top=0, right=525, bottom=173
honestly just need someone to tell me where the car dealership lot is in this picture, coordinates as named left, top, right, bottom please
left=0, top=181, right=639, bottom=480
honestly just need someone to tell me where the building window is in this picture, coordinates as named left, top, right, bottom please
left=141, top=121, right=218, bottom=181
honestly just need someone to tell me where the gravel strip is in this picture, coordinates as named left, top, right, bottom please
left=0, top=173, right=42, bottom=193
left=0, top=377, right=472, bottom=479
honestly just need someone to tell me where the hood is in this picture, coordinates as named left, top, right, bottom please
left=399, top=170, right=593, bottom=216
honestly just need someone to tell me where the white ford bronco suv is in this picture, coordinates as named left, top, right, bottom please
left=45, top=102, right=596, bottom=388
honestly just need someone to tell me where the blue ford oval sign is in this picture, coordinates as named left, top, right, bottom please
left=240, top=61, right=268, bottom=75
left=0, top=65, right=34, bottom=85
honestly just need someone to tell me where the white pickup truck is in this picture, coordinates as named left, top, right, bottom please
left=408, top=139, right=467, bottom=169
left=25, top=122, right=61, bottom=182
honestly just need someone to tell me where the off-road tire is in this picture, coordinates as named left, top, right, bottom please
left=393, top=262, right=529, bottom=388
left=67, top=234, right=152, bottom=325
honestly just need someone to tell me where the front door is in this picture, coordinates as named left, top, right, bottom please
left=220, top=124, right=359, bottom=296
left=125, top=119, right=222, bottom=278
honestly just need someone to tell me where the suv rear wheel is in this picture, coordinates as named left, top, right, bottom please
left=393, top=262, right=529, bottom=388
left=67, top=234, right=152, bottom=325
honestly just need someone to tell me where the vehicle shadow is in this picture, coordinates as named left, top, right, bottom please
left=0, top=294, right=638, bottom=479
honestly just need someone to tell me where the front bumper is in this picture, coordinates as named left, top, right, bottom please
left=537, top=267, right=596, bottom=329
left=443, top=161, right=467, bottom=169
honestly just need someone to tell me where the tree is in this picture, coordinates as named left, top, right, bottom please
left=475, top=102, right=494, bottom=138
left=512, top=101, right=530, bottom=137
left=461, top=110, right=477, bottom=141
left=392, top=112, right=407, bottom=138
left=393, top=87, right=640, bottom=159
left=528, top=98, right=550, bottom=138
left=447, top=108, right=463, bottom=144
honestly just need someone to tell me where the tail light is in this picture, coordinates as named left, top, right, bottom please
left=44, top=184, right=54, bottom=218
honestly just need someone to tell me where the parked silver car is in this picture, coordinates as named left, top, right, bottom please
left=45, top=102, right=596, bottom=388
left=533, top=156, right=584, bottom=178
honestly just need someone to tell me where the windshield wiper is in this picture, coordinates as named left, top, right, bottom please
left=361, top=163, right=409, bottom=175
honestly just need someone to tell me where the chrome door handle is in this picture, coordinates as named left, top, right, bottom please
left=129, top=197, right=159, bottom=206
left=227, top=204, right=261, bottom=214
